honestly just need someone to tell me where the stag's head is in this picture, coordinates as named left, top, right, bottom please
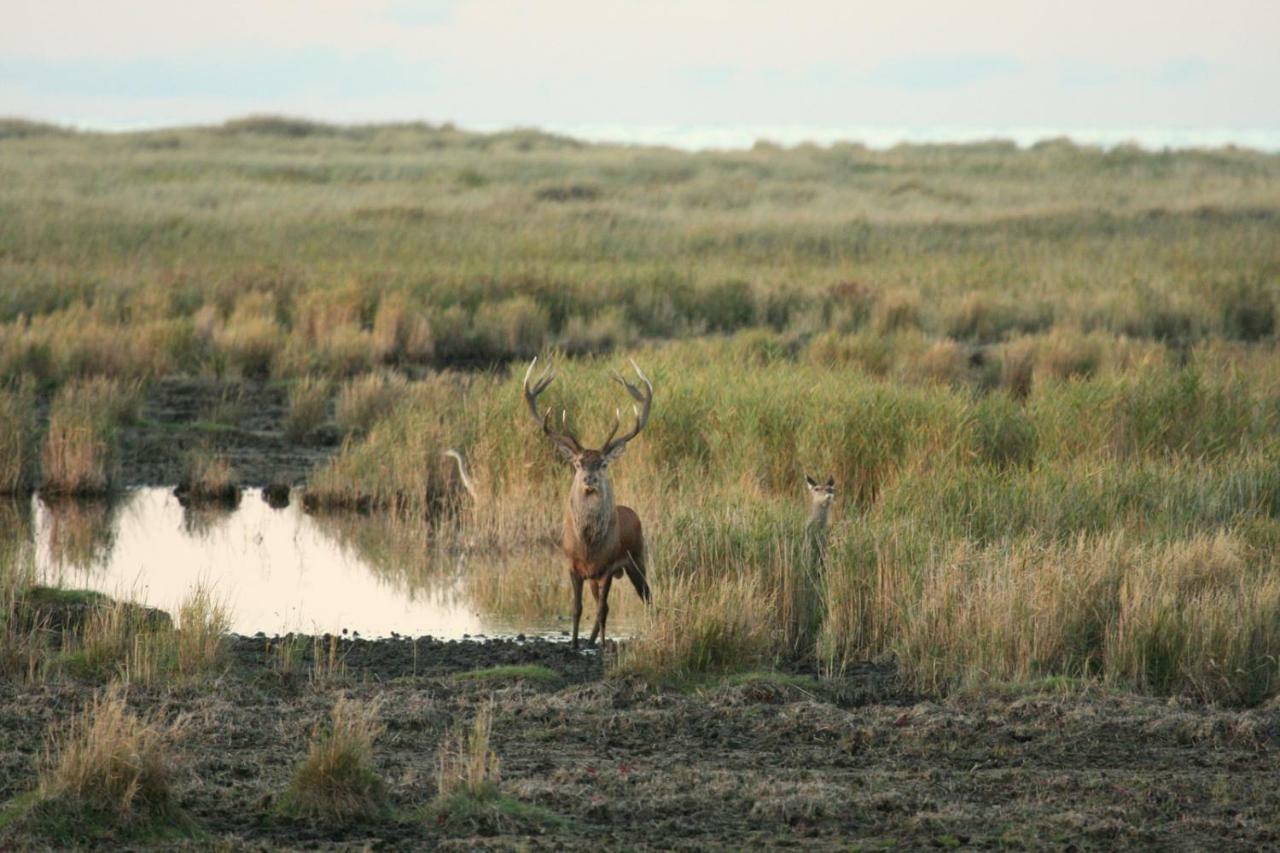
left=523, top=357, right=653, bottom=502
left=805, top=475, right=836, bottom=509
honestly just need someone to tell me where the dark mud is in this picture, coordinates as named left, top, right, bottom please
left=2, top=636, right=1279, bottom=850
left=118, top=378, right=338, bottom=488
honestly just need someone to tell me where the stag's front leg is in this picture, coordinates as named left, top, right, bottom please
left=570, top=573, right=584, bottom=650
left=588, top=573, right=614, bottom=647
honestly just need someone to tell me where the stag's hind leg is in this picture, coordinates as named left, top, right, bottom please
left=624, top=554, right=651, bottom=603
left=570, top=573, right=585, bottom=650
left=588, top=573, right=613, bottom=647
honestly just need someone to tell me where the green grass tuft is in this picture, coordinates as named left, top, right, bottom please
left=453, top=664, right=562, bottom=685
left=279, top=697, right=387, bottom=823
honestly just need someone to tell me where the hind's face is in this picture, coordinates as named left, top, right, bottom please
left=805, top=475, right=836, bottom=507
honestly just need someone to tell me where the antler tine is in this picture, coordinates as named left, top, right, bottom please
left=629, top=357, right=652, bottom=393
left=602, top=359, right=654, bottom=454
left=600, top=408, right=621, bottom=450
left=522, top=357, right=581, bottom=455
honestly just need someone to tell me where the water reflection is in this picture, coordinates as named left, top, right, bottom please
left=0, top=497, right=33, bottom=569
left=180, top=500, right=238, bottom=538
left=307, top=511, right=439, bottom=598
left=39, top=495, right=132, bottom=573
left=8, top=488, right=551, bottom=638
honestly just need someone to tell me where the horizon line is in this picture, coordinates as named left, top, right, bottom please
left=7, top=114, right=1280, bottom=154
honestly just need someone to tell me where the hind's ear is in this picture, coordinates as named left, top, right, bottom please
left=805, top=475, right=817, bottom=488
left=826, top=475, right=835, bottom=488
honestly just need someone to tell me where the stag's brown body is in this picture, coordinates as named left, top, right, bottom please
left=524, top=359, right=653, bottom=648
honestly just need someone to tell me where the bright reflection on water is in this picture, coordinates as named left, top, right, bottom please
left=16, top=488, right=564, bottom=639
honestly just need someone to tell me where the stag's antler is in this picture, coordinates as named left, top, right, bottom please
left=601, top=359, right=653, bottom=456
left=522, top=358, right=583, bottom=457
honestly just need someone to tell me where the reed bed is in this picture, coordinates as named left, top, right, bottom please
left=0, top=383, right=36, bottom=493
left=39, top=378, right=140, bottom=497
left=293, top=335, right=1280, bottom=702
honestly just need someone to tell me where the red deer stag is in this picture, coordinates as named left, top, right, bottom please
left=522, top=357, right=653, bottom=648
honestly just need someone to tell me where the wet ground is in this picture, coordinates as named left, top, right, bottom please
left=1, top=636, right=1278, bottom=850
left=118, top=378, right=337, bottom=488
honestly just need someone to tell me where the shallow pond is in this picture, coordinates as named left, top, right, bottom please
left=5, top=488, right=582, bottom=639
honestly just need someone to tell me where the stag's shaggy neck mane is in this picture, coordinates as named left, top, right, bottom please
left=567, top=479, right=615, bottom=547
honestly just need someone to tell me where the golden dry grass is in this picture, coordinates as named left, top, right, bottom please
left=335, top=370, right=408, bottom=436
left=39, top=378, right=140, bottom=496
left=0, top=384, right=35, bottom=493
left=37, top=684, right=184, bottom=826
left=284, top=376, right=331, bottom=442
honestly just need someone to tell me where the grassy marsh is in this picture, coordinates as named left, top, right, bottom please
left=1, top=122, right=1277, bottom=387
left=2, top=121, right=1280, bottom=705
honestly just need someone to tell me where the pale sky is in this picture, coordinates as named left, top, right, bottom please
left=2, top=0, right=1278, bottom=135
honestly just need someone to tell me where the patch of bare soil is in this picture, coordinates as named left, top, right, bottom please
left=2, top=636, right=1278, bottom=849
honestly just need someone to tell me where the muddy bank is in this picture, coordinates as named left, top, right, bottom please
left=2, top=635, right=1278, bottom=850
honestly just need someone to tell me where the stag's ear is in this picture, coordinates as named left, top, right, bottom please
left=555, top=444, right=579, bottom=463
left=805, top=475, right=817, bottom=488
left=601, top=443, right=627, bottom=465
left=826, top=475, right=835, bottom=488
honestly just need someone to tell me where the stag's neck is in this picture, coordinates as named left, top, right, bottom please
left=567, top=485, right=616, bottom=548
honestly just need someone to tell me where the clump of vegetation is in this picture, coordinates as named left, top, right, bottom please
left=372, top=292, right=434, bottom=363
left=209, top=295, right=283, bottom=379
left=1218, top=279, right=1276, bottom=341
left=0, top=515, right=41, bottom=681
left=435, top=701, right=500, bottom=800
left=18, top=581, right=226, bottom=686
left=303, top=374, right=467, bottom=514
left=872, top=290, right=922, bottom=335
left=284, top=376, right=330, bottom=442
left=175, top=448, right=240, bottom=505
left=280, top=697, right=386, bottom=822
left=0, top=383, right=36, bottom=494
left=40, top=378, right=140, bottom=496
left=613, top=574, right=778, bottom=683
left=21, top=685, right=187, bottom=838
left=173, top=585, right=231, bottom=678
left=335, top=370, right=408, bottom=436
left=424, top=701, right=555, bottom=833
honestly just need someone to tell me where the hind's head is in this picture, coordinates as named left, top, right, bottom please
left=805, top=474, right=835, bottom=509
